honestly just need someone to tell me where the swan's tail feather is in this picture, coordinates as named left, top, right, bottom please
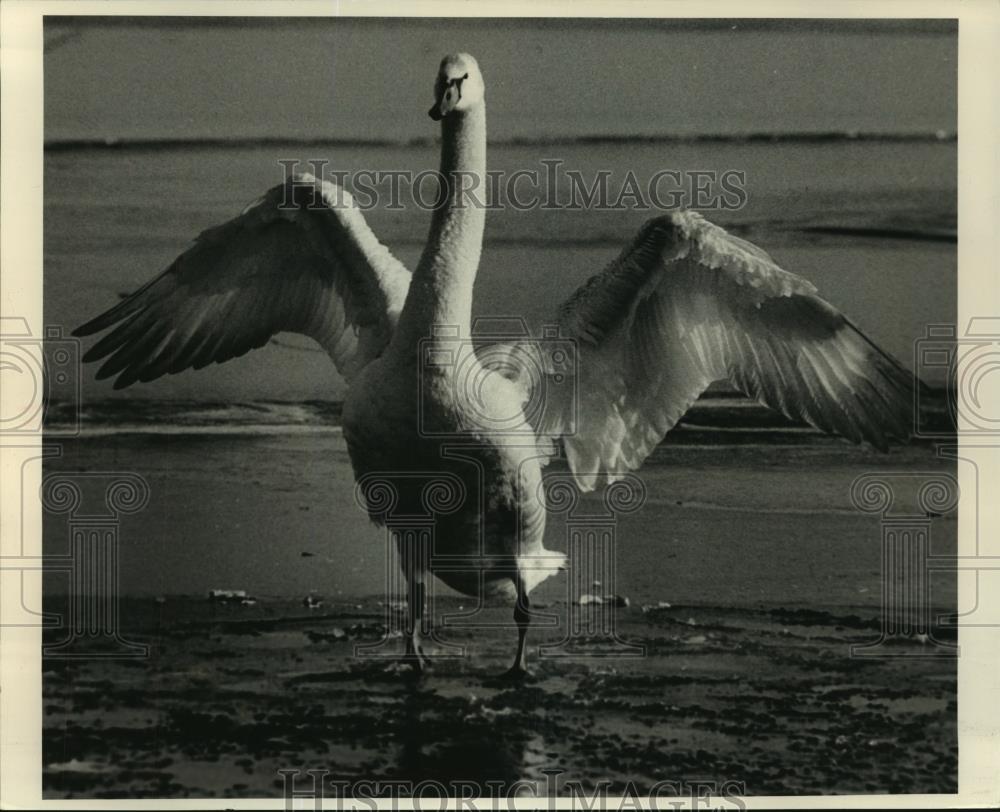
left=519, top=549, right=568, bottom=595
left=431, top=550, right=567, bottom=600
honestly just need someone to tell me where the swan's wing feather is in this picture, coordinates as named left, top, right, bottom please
left=539, top=211, right=914, bottom=490
left=74, top=174, right=411, bottom=388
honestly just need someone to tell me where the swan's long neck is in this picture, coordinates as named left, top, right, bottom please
left=391, top=103, right=486, bottom=354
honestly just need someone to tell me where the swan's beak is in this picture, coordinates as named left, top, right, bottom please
left=429, top=80, right=463, bottom=121
left=429, top=95, right=457, bottom=120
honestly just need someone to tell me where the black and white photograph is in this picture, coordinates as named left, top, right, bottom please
left=1, top=2, right=998, bottom=808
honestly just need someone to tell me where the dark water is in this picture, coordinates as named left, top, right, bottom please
left=40, top=431, right=957, bottom=602
left=41, top=590, right=958, bottom=797
left=43, top=19, right=957, bottom=404
left=44, top=19, right=956, bottom=144
left=39, top=16, right=959, bottom=600
left=37, top=18, right=959, bottom=801
left=44, top=138, right=956, bottom=407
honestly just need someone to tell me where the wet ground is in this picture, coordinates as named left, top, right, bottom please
left=42, top=597, right=957, bottom=798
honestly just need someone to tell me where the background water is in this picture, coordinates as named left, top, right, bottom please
left=37, top=24, right=959, bottom=794
left=38, top=18, right=958, bottom=600
left=44, top=18, right=956, bottom=144
left=43, top=18, right=957, bottom=407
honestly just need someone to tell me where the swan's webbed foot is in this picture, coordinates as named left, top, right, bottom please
left=499, top=662, right=531, bottom=681
left=402, top=638, right=431, bottom=673
left=502, top=572, right=532, bottom=681
left=398, top=534, right=431, bottom=677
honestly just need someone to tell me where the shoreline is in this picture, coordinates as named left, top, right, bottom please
left=42, top=597, right=958, bottom=797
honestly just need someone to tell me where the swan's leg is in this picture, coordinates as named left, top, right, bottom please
left=401, top=537, right=430, bottom=672
left=503, top=572, right=531, bottom=679
left=404, top=576, right=428, bottom=669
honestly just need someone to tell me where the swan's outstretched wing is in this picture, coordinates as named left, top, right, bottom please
left=74, top=174, right=411, bottom=388
left=525, top=211, right=914, bottom=490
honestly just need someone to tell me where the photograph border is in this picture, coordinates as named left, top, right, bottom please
left=2, top=0, right=997, bottom=808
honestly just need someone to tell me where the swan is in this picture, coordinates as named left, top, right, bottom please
left=74, top=53, right=913, bottom=678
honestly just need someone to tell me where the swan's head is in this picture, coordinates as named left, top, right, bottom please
left=429, top=53, right=484, bottom=120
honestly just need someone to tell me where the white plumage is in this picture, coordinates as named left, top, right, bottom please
left=76, top=53, right=913, bottom=677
